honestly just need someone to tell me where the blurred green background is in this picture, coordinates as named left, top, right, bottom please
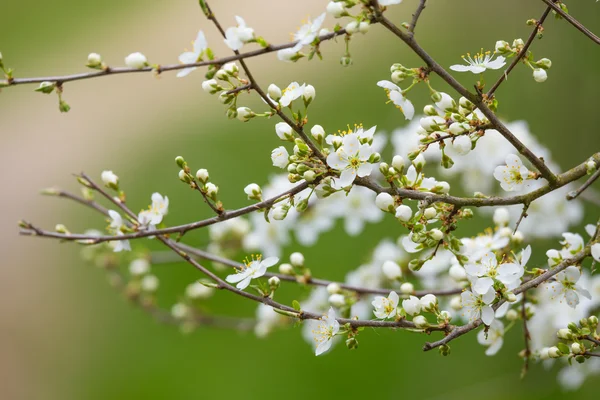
left=1, top=1, right=599, bottom=399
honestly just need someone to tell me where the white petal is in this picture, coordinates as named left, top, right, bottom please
left=481, top=306, right=495, bottom=325
left=449, top=64, right=472, bottom=72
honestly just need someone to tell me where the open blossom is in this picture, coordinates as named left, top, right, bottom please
left=450, top=51, right=506, bottom=74
left=461, top=288, right=496, bottom=325
left=327, top=133, right=374, bottom=188
left=224, top=16, right=254, bottom=51
left=278, top=82, right=306, bottom=107
left=372, top=291, right=399, bottom=319
left=108, top=210, right=125, bottom=231
left=313, top=307, right=340, bottom=356
left=493, top=154, right=532, bottom=192
left=294, top=13, right=326, bottom=45
left=177, top=30, right=208, bottom=77
left=271, top=146, right=289, bottom=169
left=225, top=256, right=279, bottom=290
left=379, top=0, right=403, bottom=5
left=466, top=251, right=525, bottom=294
left=138, top=192, right=169, bottom=228
left=376, top=80, right=414, bottom=120
left=547, top=266, right=591, bottom=308
left=477, top=320, right=505, bottom=356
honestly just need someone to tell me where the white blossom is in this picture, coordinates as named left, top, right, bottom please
left=129, top=259, right=150, bottom=276
left=313, top=307, right=340, bottom=356
left=279, top=82, right=305, bottom=107
left=124, top=52, right=148, bottom=69
left=372, top=291, right=399, bottom=319
left=493, top=154, right=532, bottom=192
left=177, top=30, right=208, bottom=77
left=225, top=256, right=279, bottom=290
left=327, top=132, right=374, bottom=188
left=461, top=288, right=496, bottom=325
left=450, top=51, right=506, bottom=74
left=224, top=16, right=254, bottom=51
left=402, top=295, right=421, bottom=316
left=138, top=192, right=169, bottom=228
left=376, top=80, right=414, bottom=120
left=186, top=281, right=214, bottom=299
left=271, top=146, right=289, bottom=169
left=293, top=13, right=326, bottom=46
left=547, top=266, right=591, bottom=308
left=101, top=170, right=118, bottom=187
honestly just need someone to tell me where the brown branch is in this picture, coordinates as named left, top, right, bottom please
left=408, top=0, right=427, bottom=34
left=376, top=15, right=558, bottom=186
left=567, top=168, right=600, bottom=201
left=175, top=243, right=464, bottom=297
left=487, top=6, right=553, bottom=97
left=19, top=152, right=600, bottom=244
left=3, top=29, right=349, bottom=88
left=540, top=0, right=600, bottom=45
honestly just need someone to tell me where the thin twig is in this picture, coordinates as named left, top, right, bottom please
left=487, top=6, right=553, bottom=97
left=19, top=153, right=600, bottom=244
left=408, top=0, right=427, bottom=34
left=513, top=203, right=530, bottom=234
left=3, top=30, right=349, bottom=87
left=567, top=168, right=600, bottom=201
left=540, top=0, right=600, bottom=45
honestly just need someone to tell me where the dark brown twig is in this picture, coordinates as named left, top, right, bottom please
left=540, top=0, right=600, bottom=45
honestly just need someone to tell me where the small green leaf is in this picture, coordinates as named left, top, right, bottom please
left=292, top=300, right=301, bottom=311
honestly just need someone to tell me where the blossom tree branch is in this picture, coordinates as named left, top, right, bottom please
left=540, top=0, right=600, bottom=45
left=486, top=5, right=553, bottom=98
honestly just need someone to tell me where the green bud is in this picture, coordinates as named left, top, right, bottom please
left=439, top=344, right=451, bottom=356
left=59, top=100, right=71, bottom=113
left=35, top=81, right=56, bottom=94
left=303, top=170, right=316, bottom=183
left=340, top=56, right=352, bottom=67
left=346, top=337, right=359, bottom=350
left=430, top=91, right=442, bottom=103
left=175, top=156, right=186, bottom=168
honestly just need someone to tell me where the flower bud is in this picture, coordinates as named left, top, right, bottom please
left=87, top=52, right=102, bottom=68
left=223, top=62, right=239, bottom=75
left=512, top=231, right=524, bottom=244
left=430, top=229, right=443, bottom=241
left=310, top=124, right=325, bottom=142
left=495, top=40, right=510, bottom=53
left=327, top=282, right=341, bottom=294
left=413, top=315, right=428, bottom=328
left=505, top=292, right=517, bottom=303
left=290, top=252, right=305, bottom=267
left=358, top=21, right=370, bottom=34
left=506, top=309, right=519, bottom=321
left=196, top=168, right=209, bottom=183
left=205, top=182, right=218, bottom=197
left=395, top=204, right=412, bottom=222
left=391, top=155, right=405, bottom=172
left=400, top=282, right=414, bottom=294
left=533, top=68, right=547, bottom=83
left=303, top=84, right=316, bottom=104
left=129, top=258, right=150, bottom=276
left=536, top=58, right=552, bottom=69
left=268, top=276, right=280, bottom=289
left=279, top=263, right=294, bottom=275
left=244, top=183, right=262, bottom=200
left=548, top=346, right=561, bottom=358
left=423, top=105, right=438, bottom=116
left=171, top=303, right=189, bottom=319
left=340, top=56, right=352, bottom=67
left=141, top=275, right=159, bottom=292
left=420, top=294, right=438, bottom=311
left=326, top=1, right=346, bottom=18
left=449, top=122, right=468, bottom=135
left=202, top=79, right=221, bottom=94
left=435, top=92, right=456, bottom=111
left=272, top=207, right=287, bottom=220
left=101, top=170, right=119, bottom=188
left=458, top=96, right=474, bottom=111
left=571, top=342, right=583, bottom=355
left=512, top=38, right=525, bottom=49
left=382, top=260, right=402, bottom=280
left=236, top=106, right=255, bottom=122
left=402, top=296, right=421, bottom=316
left=124, top=52, right=148, bottom=69
left=375, top=192, right=395, bottom=212
left=345, top=21, right=359, bottom=34
left=179, top=170, right=191, bottom=183
left=329, top=293, right=346, bottom=308
left=276, top=122, right=294, bottom=141
left=451, top=135, right=472, bottom=155
left=557, top=328, right=572, bottom=340
left=413, top=153, right=426, bottom=170
left=423, top=207, right=437, bottom=220
left=186, top=282, right=214, bottom=299
left=391, top=70, right=407, bottom=84
left=268, top=83, right=282, bottom=100
left=586, top=160, right=597, bottom=174
left=36, top=81, right=56, bottom=94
